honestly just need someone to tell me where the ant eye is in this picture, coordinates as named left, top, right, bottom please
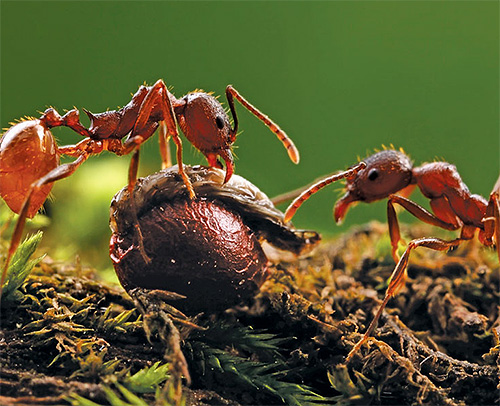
left=215, top=116, right=225, bottom=130
left=368, top=168, right=379, bottom=181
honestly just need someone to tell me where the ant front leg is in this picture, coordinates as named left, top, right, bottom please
left=0, top=153, right=89, bottom=300
left=387, top=195, right=460, bottom=262
left=346, top=234, right=466, bottom=362
left=125, top=79, right=195, bottom=199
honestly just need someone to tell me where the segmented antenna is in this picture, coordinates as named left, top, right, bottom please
left=284, top=161, right=366, bottom=223
left=226, top=85, right=300, bottom=164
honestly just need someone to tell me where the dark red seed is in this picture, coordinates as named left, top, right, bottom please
left=110, top=197, right=268, bottom=314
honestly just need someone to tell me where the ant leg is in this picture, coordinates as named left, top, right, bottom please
left=128, top=149, right=140, bottom=195
left=125, top=149, right=150, bottom=263
left=0, top=153, right=89, bottom=300
left=170, top=133, right=195, bottom=198
left=387, top=195, right=460, bottom=263
left=346, top=236, right=464, bottom=362
left=226, top=85, right=300, bottom=164
left=386, top=200, right=402, bottom=262
left=58, top=138, right=101, bottom=157
left=159, top=122, right=172, bottom=169
left=127, top=80, right=195, bottom=198
left=283, top=162, right=366, bottom=223
left=120, top=127, right=172, bottom=264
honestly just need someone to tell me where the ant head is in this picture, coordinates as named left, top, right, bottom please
left=334, top=149, right=413, bottom=223
left=179, top=92, right=235, bottom=151
left=178, top=92, right=236, bottom=184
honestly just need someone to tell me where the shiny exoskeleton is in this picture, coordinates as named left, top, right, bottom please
left=110, top=164, right=319, bottom=314
left=283, top=149, right=500, bottom=360
left=0, top=80, right=300, bottom=298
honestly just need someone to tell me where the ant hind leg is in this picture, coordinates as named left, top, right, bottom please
left=387, top=195, right=461, bottom=263
left=346, top=236, right=464, bottom=362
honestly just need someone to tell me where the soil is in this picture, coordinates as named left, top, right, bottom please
left=0, top=222, right=498, bottom=405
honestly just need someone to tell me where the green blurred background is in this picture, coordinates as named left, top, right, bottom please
left=1, top=1, right=498, bottom=272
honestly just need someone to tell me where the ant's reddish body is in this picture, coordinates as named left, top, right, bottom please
left=0, top=79, right=299, bottom=297
left=284, top=149, right=499, bottom=360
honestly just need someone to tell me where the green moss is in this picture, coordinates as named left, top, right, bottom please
left=0, top=223, right=498, bottom=405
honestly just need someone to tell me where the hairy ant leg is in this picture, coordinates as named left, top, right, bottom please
left=387, top=194, right=461, bottom=262
left=0, top=153, right=89, bottom=299
left=346, top=234, right=467, bottom=362
left=118, top=80, right=195, bottom=199
left=110, top=80, right=195, bottom=262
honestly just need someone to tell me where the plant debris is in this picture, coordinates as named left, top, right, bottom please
left=0, top=221, right=498, bottom=405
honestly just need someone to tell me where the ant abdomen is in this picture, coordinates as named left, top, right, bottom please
left=0, top=120, right=58, bottom=217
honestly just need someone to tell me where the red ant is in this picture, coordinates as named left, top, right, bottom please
left=283, top=148, right=499, bottom=360
left=0, top=79, right=299, bottom=299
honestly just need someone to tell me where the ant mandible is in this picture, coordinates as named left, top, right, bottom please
left=0, top=79, right=300, bottom=299
left=283, top=148, right=499, bottom=361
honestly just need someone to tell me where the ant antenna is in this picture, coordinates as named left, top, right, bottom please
left=225, top=86, right=300, bottom=164
left=284, top=162, right=366, bottom=223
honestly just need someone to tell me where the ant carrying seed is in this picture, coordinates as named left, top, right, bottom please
left=0, top=80, right=300, bottom=299
left=283, top=148, right=499, bottom=361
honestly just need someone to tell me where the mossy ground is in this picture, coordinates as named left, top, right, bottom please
left=0, top=222, right=498, bottom=405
